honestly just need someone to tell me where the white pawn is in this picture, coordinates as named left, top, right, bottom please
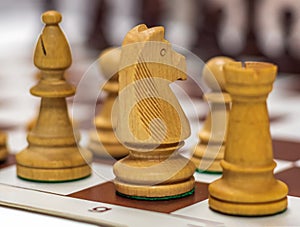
left=192, top=56, right=233, bottom=172
left=88, top=47, right=129, bottom=159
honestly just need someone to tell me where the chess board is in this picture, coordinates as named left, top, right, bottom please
left=1, top=47, right=300, bottom=226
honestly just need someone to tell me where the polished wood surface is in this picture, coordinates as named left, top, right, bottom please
left=209, top=61, right=288, bottom=216
left=16, top=11, right=92, bottom=182
left=113, top=24, right=195, bottom=198
left=1, top=135, right=300, bottom=214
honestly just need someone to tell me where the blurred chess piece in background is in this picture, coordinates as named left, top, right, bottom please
left=192, top=57, right=233, bottom=173
left=162, top=0, right=199, bottom=50
left=255, top=0, right=300, bottom=59
left=88, top=47, right=129, bottom=159
left=0, top=132, right=8, bottom=162
left=104, top=0, right=141, bottom=46
left=204, top=0, right=248, bottom=56
left=3, top=0, right=300, bottom=77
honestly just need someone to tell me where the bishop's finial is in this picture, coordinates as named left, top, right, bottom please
left=34, top=10, right=72, bottom=70
left=42, top=10, right=62, bottom=25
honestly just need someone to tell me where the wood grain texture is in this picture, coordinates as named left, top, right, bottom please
left=113, top=24, right=196, bottom=198
left=209, top=61, right=288, bottom=216
left=88, top=47, right=129, bottom=159
left=16, top=11, right=92, bottom=182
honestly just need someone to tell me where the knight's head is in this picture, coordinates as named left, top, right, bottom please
left=119, top=24, right=186, bottom=82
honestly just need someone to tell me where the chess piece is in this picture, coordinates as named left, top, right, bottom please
left=27, top=71, right=76, bottom=132
left=88, top=47, right=129, bottom=158
left=105, top=0, right=140, bottom=46
left=86, top=0, right=109, bottom=50
left=163, top=0, right=198, bottom=50
left=26, top=72, right=41, bottom=131
left=256, top=0, right=300, bottom=59
left=207, top=0, right=248, bottom=55
left=192, top=57, right=233, bottom=172
left=113, top=24, right=196, bottom=199
left=209, top=61, right=288, bottom=216
left=16, top=11, right=92, bottom=182
left=0, top=132, right=8, bottom=162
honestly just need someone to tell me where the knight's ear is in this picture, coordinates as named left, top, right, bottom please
left=123, top=24, right=149, bottom=45
left=136, top=24, right=148, bottom=32
left=145, top=26, right=164, bottom=41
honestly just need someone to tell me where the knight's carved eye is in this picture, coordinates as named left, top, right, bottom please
left=160, top=48, right=166, bottom=56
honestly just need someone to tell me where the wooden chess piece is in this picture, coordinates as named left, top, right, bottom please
left=192, top=57, right=233, bottom=172
left=16, top=11, right=92, bottom=182
left=26, top=72, right=41, bottom=131
left=27, top=71, right=75, bottom=132
left=209, top=61, right=288, bottom=216
left=113, top=24, right=196, bottom=199
left=88, top=47, right=129, bottom=158
left=0, top=132, right=8, bottom=162
left=87, top=0, right=108, bottom=50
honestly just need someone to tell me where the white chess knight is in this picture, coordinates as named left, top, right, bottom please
left=255, top=0, right=300, bottom=59
left=113, top=24, right=195, bottom=199
left=116, top=24, right=191, bottom=148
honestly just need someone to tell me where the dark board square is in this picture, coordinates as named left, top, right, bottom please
left=0, top=154, right=15, bottom=168
left=69, top=181, right=209, bottom=213
left=275, top=167, right=300, bottom=197
left=273, top=140, right=300, bottom=161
